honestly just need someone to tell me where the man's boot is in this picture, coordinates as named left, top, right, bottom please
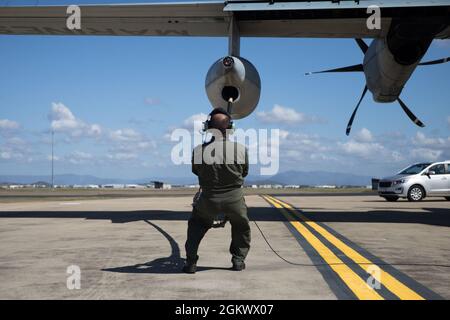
left=182, top=255, right=198, bottom=274
left=232, top=261, right=246, bottom=271
left=182, top=262, right=197, bottom=274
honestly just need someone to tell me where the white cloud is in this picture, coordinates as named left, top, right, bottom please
left=410, top=148, right=443, bottom=162
left=107, top=153, right=138, bottom=161
left=47, top=102, right=157, bottom=162
left=282, top=131, right=328, bottom=152
left=411, top=132, right=450, bottom=161
left=338, top=131, right=404, bottom=163
left=339, top=140, right=385, bottom=158
left=182, top=113, right=207, bottom=130
left=42, top=104, right=158, bottom=161
left=337, top=130, right=449, bottom=164
left=164, top=112, right=207, bottom=141
left=88, top=124, right=102, bottom=136
left=0, top=147, right=25, bottom=161
left=144, top=97, right=162, bottom=106
left=45, top=103, right=155, bottom=158
left=0, top=119, right=20, bottom=130
left=6, top=137, right=26, bottom=145
left=354, top=128, right=373, bottom=143
left=67, top=151, right=92, bottom=164
left=279, top=129, right=290, bottom=140
left=49, top=102, right=102, bottom=138
left=50, top=103, right=78, bottom=130
left=412, top=132, right=447, bottom=147
left=0, top=103, right=160, bottom=167
left=390, top=151, right=404, bottom=162
left=309, top=153, right=338, bottom=161
left=272, top=131, right=332, bottom=165
left=1, top=151, right=11, bottom=159
left=108, top=128, right=155, bottom=156
left=47, top=155, right=60, bottom=161
left=109, top=128, right=142, bottom=142
left=47, top=102, right=158, bottom=165
left=256, top=104, right=319, bottom=125
left=137, top=141, right=153, bottom=149
left=0, top=136, right=33, bottom=162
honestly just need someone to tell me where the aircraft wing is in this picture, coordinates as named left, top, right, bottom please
left=0, top=0, right=448, bottom=39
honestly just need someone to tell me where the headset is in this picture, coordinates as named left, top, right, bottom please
left=202, top=107, right=234, bottom=132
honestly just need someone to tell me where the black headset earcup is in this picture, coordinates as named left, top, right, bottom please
left=203, top=112, right=233, bottom=132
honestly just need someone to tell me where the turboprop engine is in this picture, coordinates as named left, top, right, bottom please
left=205, top=56, right=261, bottom=119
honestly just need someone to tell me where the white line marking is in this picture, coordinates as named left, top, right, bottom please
left=59, top=202, right=81, bottom=206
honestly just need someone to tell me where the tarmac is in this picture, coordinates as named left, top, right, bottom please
left=0, top=193, right=449, bottom=300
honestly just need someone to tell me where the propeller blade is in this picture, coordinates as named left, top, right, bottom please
left=355, top=39, right=368, bottom=54
left=419, top=57, right=450, bottom=66
left=305, top=64, right=363, bottom=75
left=346, top=85, right=368, bottom=136
left=397, top=98, right=425, bottom=128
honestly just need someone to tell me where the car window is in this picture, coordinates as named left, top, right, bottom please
left=400, top=163, right=431, bottom=174
left=446, top=164, right=450, bottom=174
left=429, top=164, right=446, bottom=175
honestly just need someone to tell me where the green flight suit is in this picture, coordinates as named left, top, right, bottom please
left=185, top=136, right=250, bottom=265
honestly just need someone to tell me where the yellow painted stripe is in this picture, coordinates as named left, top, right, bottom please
left=266, top=195, right=425, bottom=300
left=262, top=195, right=384, bottom=300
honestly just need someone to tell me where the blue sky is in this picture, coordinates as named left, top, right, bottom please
left=0, top=0, right=449, bottom=179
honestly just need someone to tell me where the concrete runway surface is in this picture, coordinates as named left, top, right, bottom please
left=0, top=194, right=449, bottom=300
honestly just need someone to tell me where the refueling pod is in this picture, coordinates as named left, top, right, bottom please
left=205, top=56, right=261, bottom=119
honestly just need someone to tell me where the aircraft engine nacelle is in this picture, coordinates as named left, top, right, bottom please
left=363, top=38, right=422, bottom=103
left=363, top=21, right=440, bottom=103
left=205, top=56, right=261, bottom=119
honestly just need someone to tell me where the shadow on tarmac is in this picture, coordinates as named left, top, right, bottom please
left=1, top=207, right=449, bottom=273
left=0, top=207, right=449, bottom=227
left=102, top=220, right=230, bottom=274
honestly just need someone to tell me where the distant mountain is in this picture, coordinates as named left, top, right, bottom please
left=1, top=170, right=372, bottom=187
left=0, top=174, right=123, bottom=185
left=0, top=174, right=197, bottom=186
left=245, top=170, right=371, bottom=186
left=251, top=170, right=372, bottom=186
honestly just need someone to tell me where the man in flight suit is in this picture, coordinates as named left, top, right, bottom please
left=183, top=108, right=250, bottom=274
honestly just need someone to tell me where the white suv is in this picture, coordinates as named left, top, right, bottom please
left=378, top=161, right=450, bottom=202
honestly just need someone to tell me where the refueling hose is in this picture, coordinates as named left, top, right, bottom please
left=252, top=219, right=450, bottom=268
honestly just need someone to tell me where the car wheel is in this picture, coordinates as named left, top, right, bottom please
left=445, top=197, right=450, bottom=201
left=407, top=185, right=425, bottom=202
left=383, top=196, right=399, bottom=202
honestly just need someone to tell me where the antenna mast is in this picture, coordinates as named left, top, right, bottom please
left=51, top=130, right=54, bottom=188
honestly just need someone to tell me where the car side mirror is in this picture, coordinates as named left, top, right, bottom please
left=424, top=170, right=436, bottom=177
